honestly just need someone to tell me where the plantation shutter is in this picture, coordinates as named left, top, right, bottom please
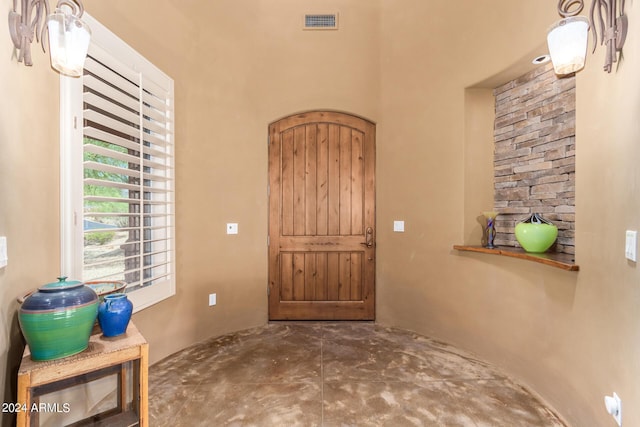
left=81, top=39, right=175, bottom=293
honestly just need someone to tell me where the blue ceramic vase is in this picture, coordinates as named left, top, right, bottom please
left=98, top=293, right=133, bottom=337
left=19, top=277, right=99, bottom=361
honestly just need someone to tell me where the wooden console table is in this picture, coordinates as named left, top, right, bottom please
left=17, top=322, right=148, bottom=426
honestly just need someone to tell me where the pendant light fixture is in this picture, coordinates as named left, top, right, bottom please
left=547, top=15, right=590, bottom=75
left=8, top=0, right=90, bottom=77
left=547, top=0, right=628, bottom=76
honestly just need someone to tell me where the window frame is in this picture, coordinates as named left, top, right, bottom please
left=60, top=13, right=176, bottom=312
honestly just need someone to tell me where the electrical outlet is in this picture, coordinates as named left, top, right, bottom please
left=604, top=392, right=622, bottom=426
left=226, top=223, right=238, bottom=235
left=625, top=230, right=637, bottom=261
left=393, top=221, right=405, bottom=232
left=208, top=293, right=217, bottom=306
left=0, top=236, right=7, bottom=268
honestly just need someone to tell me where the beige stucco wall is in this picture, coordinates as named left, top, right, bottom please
left=1, top=0, right=639, bottom=425
left=377, top=1, right=640, bottom=426
left=80, top=0, right=381, bottom=363
left=0, top=1, right=60, bottom=421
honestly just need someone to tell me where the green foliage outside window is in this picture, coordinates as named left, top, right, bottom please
left=84, top=137, right=133, bottom=244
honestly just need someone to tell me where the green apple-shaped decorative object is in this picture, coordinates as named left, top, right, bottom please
left=514, top=213, right=558, bottom=253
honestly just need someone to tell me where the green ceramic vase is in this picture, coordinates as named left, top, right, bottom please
left=515, top=214, right=558, bottom=253
left=19, top=277, right=99, bottom=361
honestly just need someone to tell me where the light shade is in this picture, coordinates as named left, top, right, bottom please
left=47, top=8, right=91, bottom=77
left=547, top=16, right=589, bottom=76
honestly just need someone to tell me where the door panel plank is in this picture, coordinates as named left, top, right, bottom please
left=304, top=253, right=317, bottom=300
left=350, top=252, right=362, bottom=301
left=327, top=125, right=341, bottom=236
left=339, top=252, right=351, bottom=301
left=339, top=127, right=352, bottom=236
left=293, top=253, right=305, bottom=301
left=293, top=127, right=306, bottom=236
left=327, top=252, right=340, bottom=301
left=316, top=124, right=329, bottom=236
left=280, top=253, right=293, bottom=301
left=305, top=125, right=317, bottom=236
left=315, top=252, right=328, bottom=300
left=281, top=130, right=294, bottom=236
left=351, top=131, right=364, bottom=236
left=278, top=235, right=367, bottom=251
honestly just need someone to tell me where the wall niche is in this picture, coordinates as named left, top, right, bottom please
left=492, top=63, right=575, bottom=255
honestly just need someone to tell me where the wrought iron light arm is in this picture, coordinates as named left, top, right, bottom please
left=557, top=0, right=627, bottom=73
left=589, top=0, right=627, bottom=72
left=8, top=0, right=85, bottom=67
left=9, top=0, right=49, bottom=66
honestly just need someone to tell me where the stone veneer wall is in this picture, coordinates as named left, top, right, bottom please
left=493, top=63, right=575, bottom=254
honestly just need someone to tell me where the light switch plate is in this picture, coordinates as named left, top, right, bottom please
left=625, top=230, right=637, bottom=262
left=226, top=223, right=238, bottom=235
left=0, top=236, right=7, bottom=268
left=393, top=221, right=405, bottom=232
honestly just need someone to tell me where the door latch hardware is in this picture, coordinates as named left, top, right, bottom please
left=360, top=227, right=374, bottom=248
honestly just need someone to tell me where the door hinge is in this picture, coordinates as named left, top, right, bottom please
left=267, top=236, right=270, bottom=246
left=267, top=184, right=270, bottom=196
left=267, top=285, right=270, bottom=296
left=268, top=135, right=270, bottom=145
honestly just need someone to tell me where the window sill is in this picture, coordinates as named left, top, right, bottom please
left=453, top=245, right=579, bottom=271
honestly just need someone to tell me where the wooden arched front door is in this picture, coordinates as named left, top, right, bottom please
left=268, top=111, right=376, bottom=320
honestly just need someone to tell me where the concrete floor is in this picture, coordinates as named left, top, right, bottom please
left=149, top=322, right=566, bottom=426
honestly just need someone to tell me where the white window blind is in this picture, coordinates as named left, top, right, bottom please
left=61, top=14, right=175, bottom=311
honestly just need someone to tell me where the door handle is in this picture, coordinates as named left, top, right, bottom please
left=360, top=227, right=374, bottom=248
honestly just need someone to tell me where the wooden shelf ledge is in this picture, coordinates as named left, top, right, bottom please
left=453, top=245, right=579, bottom=271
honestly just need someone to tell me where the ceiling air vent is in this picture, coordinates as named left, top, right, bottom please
left=303, top=13, right=339, bottom=30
